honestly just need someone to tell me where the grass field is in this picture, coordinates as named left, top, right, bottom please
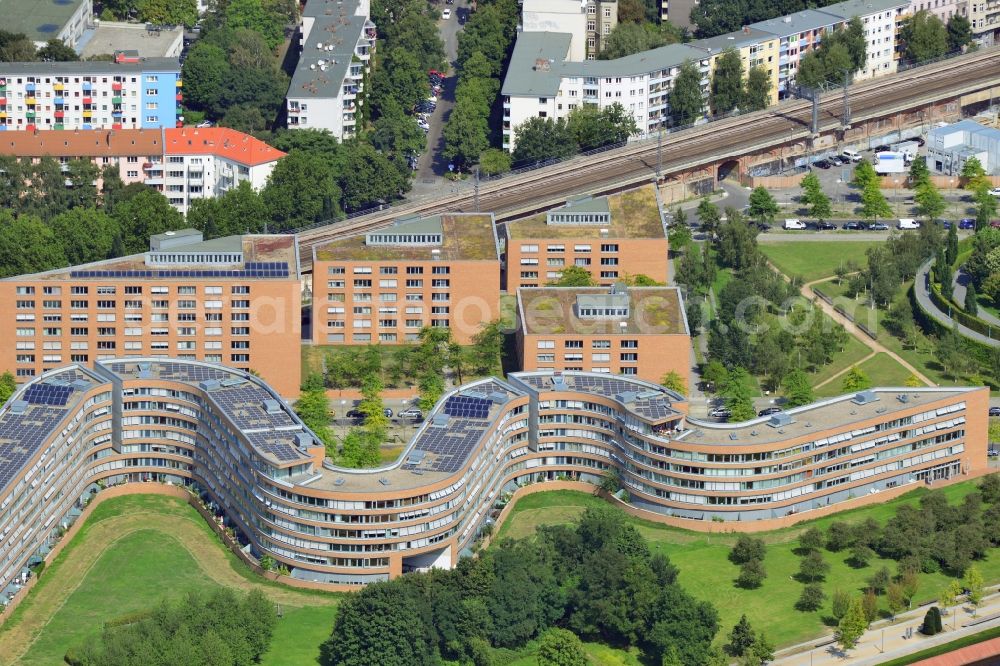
left=0, top=495, right=340, bottom=666
left=497, top=481, right=1000, bottom=651
left=814, top=352, right=914, bottom=397
left=761, top=241, right=880, bottom=283
left=806, top=334, right=871, bottom=390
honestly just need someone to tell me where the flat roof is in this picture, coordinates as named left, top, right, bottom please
left=749, top=10, right=839, bottom=37
left=511, top=371, right=685, bottom=422
left=501, top=31, right=573, bottom=97
left=288, top=0, right=372, bottom=100
left=518, top=286, right=687, bottom=336
left=0, top=0, right=87, bottom=43
left=0, top=57, right=180, bottom=75
left=683, top=387, right=978, bottom=446
left=314, top=214, right=500, bottom=262
left=5, top=234, right=300, bottom=281
left=506, top=185, right=665, bottom=239
left=697, top=27, right=778, bottom=54
left=820, top=0, right=908, bottom=20
left=0, top=366, right=104, bottom=495
left=79, top=22, right=184, bottom=60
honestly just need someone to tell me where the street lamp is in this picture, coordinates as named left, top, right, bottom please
left=836, top=178, right=842, bottom=211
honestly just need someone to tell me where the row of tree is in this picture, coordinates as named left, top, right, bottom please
left=319, top=507, right=728, bottom=666
left=0, top=30, right=79, bottom=62
left=65, top=587, right=277, bottom=666
left=509, top=104, right=639, bottom=166
left=443, top=0, right=519, bottom=170
left=97, top=0, right=205, bottom=29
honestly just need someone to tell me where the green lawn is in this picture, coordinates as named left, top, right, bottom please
left=497, top=481, right=1000, bottom=650
left=1, top=495, right=340, bottom=666
left=806, top=333, right=870, bottom=390
left=761, top=242, right=880, bottom=283
left=814, top=352, right=915, bottom=397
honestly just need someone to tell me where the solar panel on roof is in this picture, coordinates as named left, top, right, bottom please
left=443, top=395, right=490, bottom=419
left=23, top=384, right=72, bottom=406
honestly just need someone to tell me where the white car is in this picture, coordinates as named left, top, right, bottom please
left=442, top=8, right=451, bottom=19
left=989, top=187, right=1000, bottom=197
left=783, top=218, right=806, bottom=230
left=897, top=218, right=921, bottom=230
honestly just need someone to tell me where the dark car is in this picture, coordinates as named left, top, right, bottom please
left=817, top=221, right=836, bottom=230
left=990, top=448, right=999, bottom=457
left=345, top=409, right=364, bottom=419
left=938, top=219, right=953, bottom=229
left=383, top=408, right=393, bottom=418
left=843, top=221, right=864, bottom=230
left=813, top=159, right=831, bottom=170
left=872, top=145, right=891, bottom=153
left=758, top=407, right=782, bottom=417
left=913, top=136, right=926, bottom=147
left=990, top=406, right=1000, bottom=417
left=755, top=222, right=770, bottom=232
left=959, top=218, right=975, bottom=229
left=869, top=222, right=889, bottom=231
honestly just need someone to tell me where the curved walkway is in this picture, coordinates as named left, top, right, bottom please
left=800, top=277, right=934, bottom=385
left=952, top=267, right=1000, bottom=328
left=913, top=259, right=1000, bottom=348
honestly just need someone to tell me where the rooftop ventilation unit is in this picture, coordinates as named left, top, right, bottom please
left=852, top=390, right=879, bottom=405
left=615, top=391, right=637, bottom=404
left=334, top=477, right=345, bottom=486
left=768, top=413, right=794, bottom=428
left=262, top=399, right=282, bottom=414
left=294, top=432, right=312, bottom=449
left=221, top=378, right=246, bottom=387
left=488, top=391, right=509, bottom=404
left=896, top=394, right=909, bottom=403
left=551, top=375, right=568, bottom=390
left=728, top=432, right=738, bottom=440
left=432, top=414, right=449, bottom=427
left=406, top=450, right=426, bottom=466
left=378, top=478, right=390, bottom=486
left=71, top=379, right=90, bottom=391
left=199, top=379, right=221, bottom=392
left=9, top=400, right=27, bottom=414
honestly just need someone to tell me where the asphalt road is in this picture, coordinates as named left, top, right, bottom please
left=411, top=2, right=467, bottom=193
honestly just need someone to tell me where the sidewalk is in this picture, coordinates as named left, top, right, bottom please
left=772, top=588, right=1000, bottom=665
left=913, top=259, right=1000, bottom=349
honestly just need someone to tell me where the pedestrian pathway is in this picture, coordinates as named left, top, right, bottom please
left=913, top=259, right=1000, bottom=348
left=771, top=587, right=1000, bottom=666
left=799, top=277, right=934, bottom=386
left=952, top=268, right=1000, bottom=329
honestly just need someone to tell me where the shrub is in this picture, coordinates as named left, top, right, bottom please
left=920, top=607, right=943, bottom=635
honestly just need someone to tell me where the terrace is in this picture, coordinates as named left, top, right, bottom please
left=505, top=185, right=664, bottom=240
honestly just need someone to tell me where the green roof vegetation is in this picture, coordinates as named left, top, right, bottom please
left=519, top=286, right=686, bottom=336
left=315, top=214, right=498, bottom=262
left=506, top=186, right=664, bottom=240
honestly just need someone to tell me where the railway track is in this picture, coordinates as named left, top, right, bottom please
left=296, top=48, right=1000, bottom=268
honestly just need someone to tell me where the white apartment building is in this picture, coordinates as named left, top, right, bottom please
left=2, top=0, right=92, bottom=50
left=502, top=33, right=711, bottom=151
left=970, top=0, right=1000, bottom=44
left=906, top=0, right=968, bottom=23
left=155, top=128, right=286, bottom=214
left=800, top=0, right=907, bottom=81
left=285, top=0, right=376, bottom=139
left=521, top=0, right=618, bottom=60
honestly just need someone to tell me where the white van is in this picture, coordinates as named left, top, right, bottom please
left=841, top=149, right=862, bottom=163
left=783, top=218, right=807, bottom=230
left=897, top=218, right=921, bottom=230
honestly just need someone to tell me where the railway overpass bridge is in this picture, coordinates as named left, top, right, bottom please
left=296, top=47, right=1000, bottom=272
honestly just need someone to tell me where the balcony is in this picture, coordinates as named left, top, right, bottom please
left=82, top=97, right=92, bottom=105
left=175, top=80, right=182, bottom=88
left=54, top=83, right=64, bottom=92
left=82, top=82, right=92, bottom=91
left=112, top=96, right=122, bottom=105
left=82, top=110, right=92, bottom=118
left=26, top=97, right=36, bottom=105
left=25, top=111, right=35, bottom=119
left=54, top=110, right=64, bottom=119
left=54, top=124, right=64, bottom=130
left=175, top=93, right=182, bottom=102
left=54, top=97, right=64, bottom=105
left=25, top=84, right=35, bottom=92
left=188, top=172, right=204, bottom=185
left=112, top=83, right=123, bottom=92
left=112, top=109, right=123, bottom=116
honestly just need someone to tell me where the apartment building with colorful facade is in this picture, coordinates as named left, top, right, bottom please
left=0, top=127, right=285, bottom=214
left=0, top=53, right=181, bottom=132
left=0, top=360, right=987, bottom=595
left=0, top=231, right=303, bottom=397
left=285, top=0, right=377, bottom=139
left=311, top=214, right=502, bottom=345
left=504, top=188, right=668, bottom=290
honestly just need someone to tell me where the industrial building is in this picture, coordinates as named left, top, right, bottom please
left=926, top=119, right=1000, bottom=176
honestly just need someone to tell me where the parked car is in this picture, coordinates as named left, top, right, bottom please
left=989, top=187, right=1000, bottom=197
left=442, top=8, right=451, bottom=19
left=399, top=408, right=423, bottom=419
left=817, top=221, right=836, bottom=230
left=709, top=406, right=732, bottom=419
left=830, top=156, right=845, bottom=166
left=758, top=407, right=782, bottom=417
left=843, top=221, right=865, bottom=230
left=383, top=408, right=393, bottom=418
left=897, top=218, right=921, bottom=230
left=959, top=218, right=976, bottom=229
left=937, top=219, right=953, bottom=229
left=783, top=218, right=806, bottom=230
left=989, top=447, right=999, bottom=457
left=872, top=144, right=891, bottom=153
left=989, top=406, right=1000, bottom=416
left=345, top=409, right=364, bottom=419
left=813, top=159, right=831, bottom=169
left=869, top=222, right=890, bottom=231
left=841, top=149, right=862, bottom=163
